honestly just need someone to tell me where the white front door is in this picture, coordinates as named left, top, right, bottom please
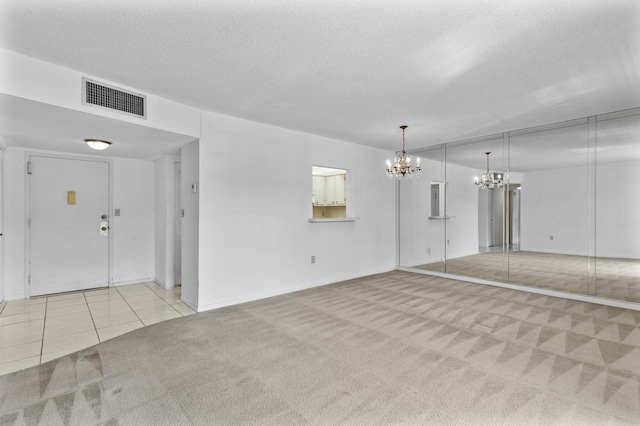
left=29, top=155, right=110, bottom=296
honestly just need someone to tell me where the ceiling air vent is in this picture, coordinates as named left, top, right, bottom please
left=82, top=77, right=146, bottom=119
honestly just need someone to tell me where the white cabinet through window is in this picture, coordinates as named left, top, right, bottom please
left=326, top=174, right=346, bottom=205
left=313, top=173, right=346, bottom=206
left=312, top=175, right=326, bottom=205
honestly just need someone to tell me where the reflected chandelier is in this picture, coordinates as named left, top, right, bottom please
left=474, top=152, right=504, bottom=189
left=386, top=125, right=422, bottom=179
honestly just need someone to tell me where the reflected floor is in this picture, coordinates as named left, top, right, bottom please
left=415, top=251, right=640, bottom=304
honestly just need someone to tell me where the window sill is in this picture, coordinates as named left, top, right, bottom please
left=308, top=217, right=358, bottom=223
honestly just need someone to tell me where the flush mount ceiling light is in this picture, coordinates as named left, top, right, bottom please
left=386, top=125, right=421, bottom=180
left=85, top=139, right=112, bottom=150
left=474, top=152, right=504, bottom=189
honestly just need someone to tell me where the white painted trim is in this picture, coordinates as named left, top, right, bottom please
left=153, top=279, right=176, bottom=290
left=180, top=294, right=198, bottom=312
left=307, top=217, right=358, bottom=223
left=397, top=266, right=640, bottom=312
left=196, top=268, right=396, bottom=313
left=111, top=278, right=154, bottom=287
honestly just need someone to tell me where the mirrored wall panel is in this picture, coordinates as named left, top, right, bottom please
left=398, top=108, right=640, bottom=305
left=398, top=145, right=445, bottom=272
left=508, top=121, right=590, bottom=294
left=594, top=112, right=640, bottom=301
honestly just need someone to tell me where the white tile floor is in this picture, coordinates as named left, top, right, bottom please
left=0, top=282, right=195, bottom=376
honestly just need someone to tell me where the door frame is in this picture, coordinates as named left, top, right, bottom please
left=25, top=151, right=113, bottom=297
left=174, top=160, right=182, bottom=286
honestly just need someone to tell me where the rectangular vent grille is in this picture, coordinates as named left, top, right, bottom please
left=82, top=78, right=146, bottom=119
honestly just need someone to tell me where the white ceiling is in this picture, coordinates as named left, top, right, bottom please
left=0, top=94, right=197, bottom=160
left=415, top=113, right=640, bottom=172
left=0, top=0, right=639, bottom=158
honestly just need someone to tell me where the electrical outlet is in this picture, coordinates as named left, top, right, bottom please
left=311, top=256, right=315, bottom=264
left=426, top=248, right=431, bottom=255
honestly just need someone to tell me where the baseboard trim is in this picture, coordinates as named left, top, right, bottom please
left=111, top=278, right=154, bottom=287
left=196, top=267, right=397, bottom=313
left=153, top=279, right=175, bottom=290
left=397, top=266, right=640, bottom=312
left=180, top=296, right=198, bottom=312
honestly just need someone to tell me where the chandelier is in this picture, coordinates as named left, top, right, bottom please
left=474, top=152, right=504, bottom=189
left=386, top=125, right=422, bottom=179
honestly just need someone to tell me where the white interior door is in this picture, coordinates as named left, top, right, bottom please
left=30, top=156, right=109, bottom=296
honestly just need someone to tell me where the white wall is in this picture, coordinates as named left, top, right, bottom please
left=154, top=155, right=178, bottom=289
left=0, top=48, right=200, bottom=138
left=196, top=111, right=395, bottom=311
left=520, top=165, right=590, bottom=255
left=398, top=157, right=445, bottom=266
left=445, top=162, right=480, bottom=259
left=399, top=159, right=480, bottom=266
left=2, top=148, right=156, bottom=299
left=521, top=160, right=640, bottom=259
left=111, top=158, right=155, bottom=285
left=596, top=160, right=640, bottom=258
left=180, top=141, right=199, bottom=309
left=3, top=148, right=26, bottom=300
left=520, top=160, right=640, bottom=258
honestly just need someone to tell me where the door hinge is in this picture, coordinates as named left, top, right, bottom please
left=27, top=161, right=32, bottom=175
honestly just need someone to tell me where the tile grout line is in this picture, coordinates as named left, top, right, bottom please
left=38, top=296, right=48, bottom=366
left=133, top=283, right=185, bottom=320
left=1, top=285, right=189, bottom=375
left=114, top=286, right=146, bottom=325
left=145, top=282, right=186, bottom=317
left=83, top=290, right=101, bottom=343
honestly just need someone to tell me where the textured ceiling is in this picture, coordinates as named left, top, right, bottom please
left=0, top=0, right=639, bottom=156
left=414, top=113, right=640, bottom=172
left=0, top=95, right=197, bottom=160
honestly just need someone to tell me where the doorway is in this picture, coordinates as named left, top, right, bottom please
left=478, top=185, right=520, bottom=252
left=29, top=155, right=110, bottom=296
left=507, top=184, right=521, bottom=250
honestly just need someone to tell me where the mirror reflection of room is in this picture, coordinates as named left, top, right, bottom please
left=397, top=109, right=640, bottom=304
left=312, top=166, right=347, bottom=218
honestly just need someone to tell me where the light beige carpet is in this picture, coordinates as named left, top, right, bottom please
left=1, top=271, right=639, bottom=425
left=416, top=251, right=640, bottom=304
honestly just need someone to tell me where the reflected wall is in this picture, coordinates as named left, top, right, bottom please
left=398, top=108, right=640, bottom=304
